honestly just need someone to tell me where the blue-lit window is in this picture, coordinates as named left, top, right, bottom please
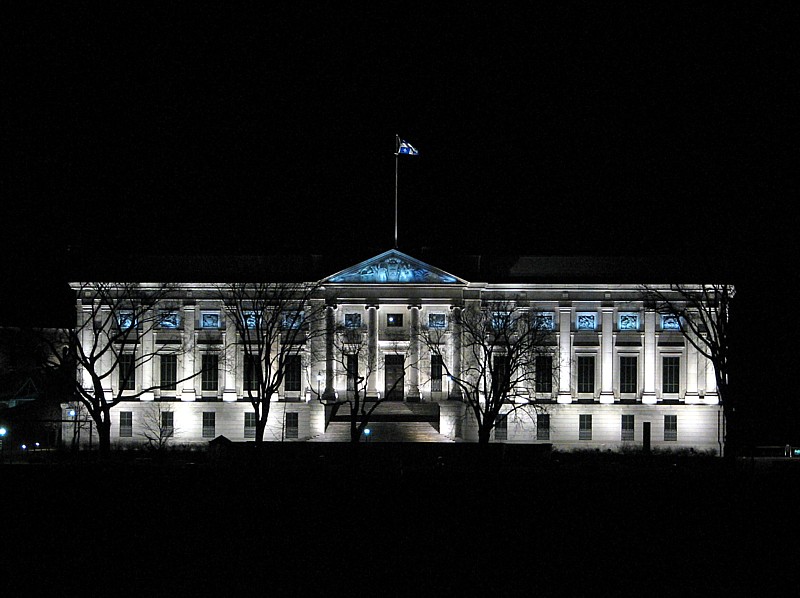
left=428, top=313, right=446, bottom=329
left=117, top=310, right=136, bottom=330
left=661, top=314, right=681, bottom=330
left=492, top=312, right=511, bottom=330
left=387, top=313, right=404, bottom=327
left=201, top=312, right=220, bottom=329
left=159, top=311, right=180, bottom=329
left=533, top=313, right=554, bottom=330
left=576, top=313, right=596, bottom=331
left=281, top=311, right=303, bottom=330
left=345, top=313, right=362, bottom=328
left=243, top=311, right=258, bottom=330
left=618, top=313, right=639, bottom=331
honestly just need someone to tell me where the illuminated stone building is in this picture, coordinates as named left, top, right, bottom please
left=65, top=249, right=724, bottom=453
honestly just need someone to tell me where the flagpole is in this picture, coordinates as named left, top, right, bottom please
left=394, top=149, right=399, bottom=249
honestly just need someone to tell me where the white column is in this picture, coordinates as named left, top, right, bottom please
left=685, top=332, right=700, bottom=403
left=140, top=308, right=155, bottom=401
left=179, top=304, right=196, bottom=401
left=642, top=309, right=657, bottom=404
left=449, top=306, right=463, bottom=400
left=222, top=330, right=237, bottom=402
left=704, top=354, right=719, bottom=404
left=600, top=307, right=614, bottom=403
left=323, top=304, right=337, bottom=400
left=407, top=305, right=421, bottom=401
left=366, top=305, right=378, bottom=398
left=557, top=307, right=572, bottom=403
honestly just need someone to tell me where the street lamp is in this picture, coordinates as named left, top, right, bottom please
left=0, top=427, right=7, bottom=464
left=317, top=371, right=324, bottom=399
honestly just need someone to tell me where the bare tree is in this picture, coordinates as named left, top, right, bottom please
left=218, top=282, right=325, bottom=446
left=418, top=301, right=556, bottom=444
left=642, top=283, right=736, bottom=456
left=43, top=282, right=200, bottom=454
left=139, top=400, right=177, bottom=453
left=320, top=320, right=413, bottom=442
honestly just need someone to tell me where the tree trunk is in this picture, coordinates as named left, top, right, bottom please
left=96, top=413, right=111, bottom=454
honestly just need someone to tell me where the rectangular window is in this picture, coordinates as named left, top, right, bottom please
left=387, top=313, right=404, bottom=327
left=281, top=311, right=303, bottom=330
left=285, top=412, right=299, bottom=439
left=117, top=310, right=136, bottom=330
left=284, top=354, right=301, bottom=392
left=577, top=355, right=595, bottom=394
left=579, top=414, right=592, bottom=440
left=533, top=313, right=554, bottom=330
left=202, top=354, right=219, bottom=391
left=159, top=311, right=180, bottom=329
left=621, top=414, right=634, bottom=441
left=662, top=356, right=680, bottom=394
left=346, top=354, right=358, bottom=392
left=160, top=354, right=177, bottom=390
left=492, top=355, right=509, bottom=398
left=119, top=411, right=133, bottom=438
left=201, top=311, right=220, bottom=329
left=618, top=313, right=639, bottom=330
left=345, top=313, right=362, bottom=328
left=428, top=313, right=446, bottom=329
left=243, top=354, right=259, bottom=392
left=202, top=412, right=215, bottom=439
left=535, top=355, right=553, bottom=394
left=664, top=415, right=677, bottom=441
left=244, top=412, right=256, bottom=439
left=620, top=356, right=638, bottom=394
left=119, top=353, right=135, bottom=390
left=495, top=413, right=508, bottom=441
left=576, top=313, right=596, bottom=330
left=536, top=414, right=550, bottom=441
left=661, top=314, right=681, bottom=330
left=430, top=354, right=443, bottom=392
left=161, top=411, right=174, bottom=436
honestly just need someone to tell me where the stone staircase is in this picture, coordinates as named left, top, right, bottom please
left=309, top=401, right=455, bottom=443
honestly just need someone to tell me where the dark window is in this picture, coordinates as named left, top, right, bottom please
left=536, top=414, right=550, bottom=441
left=160, top=354, right=177, bottom=390
left=579, top=414, right=592, bottom=440
left=285, top=412, right=299, bottom=439
left=161, top=411, right=174, bottom=436
left=492, top=355, right=509, bottom=398
left=387, top=313, right=403, bottom=327
left=244, top=412, right=256, bottom=439
left=535, top=355, right=553, bottom=394
left=284, top=355, right=301, bottom=392
left=119, top=353, right=135, bottom=390
left=620, top=356, right=638, bottom=394
left=202, top=354, right=219, bottom=391
left=664, top=415, right=677, bottom=441
left=662, top=356, right=680, bottom=394
left=622, top=414, right=634, bottom=441
left=346, top=354, right=358, bottom=391
left=202, top=412, right=215, bottom=439
left=495, top=413, right=508, bottom=441
left=577, top=355, right=595, bottom=394
left=119, top=411, right=133, bottom=438
left=243, top=354, right=259, bottom=391
left=431, top=354, right=443, bottom=392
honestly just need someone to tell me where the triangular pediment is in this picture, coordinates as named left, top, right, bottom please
left=324, top=250, right=465, bottom=284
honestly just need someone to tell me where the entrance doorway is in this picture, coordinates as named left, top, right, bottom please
left=384, top=355, right=405, bottom=401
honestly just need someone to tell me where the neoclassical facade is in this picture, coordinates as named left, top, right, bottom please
left=64, top=250, right=723, bottom=453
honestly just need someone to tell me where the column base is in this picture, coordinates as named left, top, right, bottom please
left=140, top=392, right=155, bottom=402
left=557, top=393, right=573, bottom=404
left=599, top=392, right=615, bottom=404
left=179, top=390, right=196, bottom=402
left=223, top=390, right=238, bottom=402
left=642, top=393, right=657, bottom=405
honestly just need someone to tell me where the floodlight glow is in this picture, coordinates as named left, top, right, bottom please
left=68, top=409, right=76, bottom=417
left=364, top=428, right=371, bottom=436
left=0, top=427, right=6, bottom=436
left=21, top=444, right=27, bottom=450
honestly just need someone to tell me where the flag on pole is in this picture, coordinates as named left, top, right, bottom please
left=395, top=136, right=419, bottom=156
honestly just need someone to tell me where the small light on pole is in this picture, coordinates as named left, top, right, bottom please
left=364, top=428, right=371, bottom=442
left=317, top=371, right=324, bottom=398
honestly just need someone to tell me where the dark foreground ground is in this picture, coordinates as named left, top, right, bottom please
left=2, top=448, right=799, bottom=597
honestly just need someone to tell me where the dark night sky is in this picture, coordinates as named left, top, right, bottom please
left=1, top=4, right=798, bottom=433
left=2, top=3, right=795, bottom=261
